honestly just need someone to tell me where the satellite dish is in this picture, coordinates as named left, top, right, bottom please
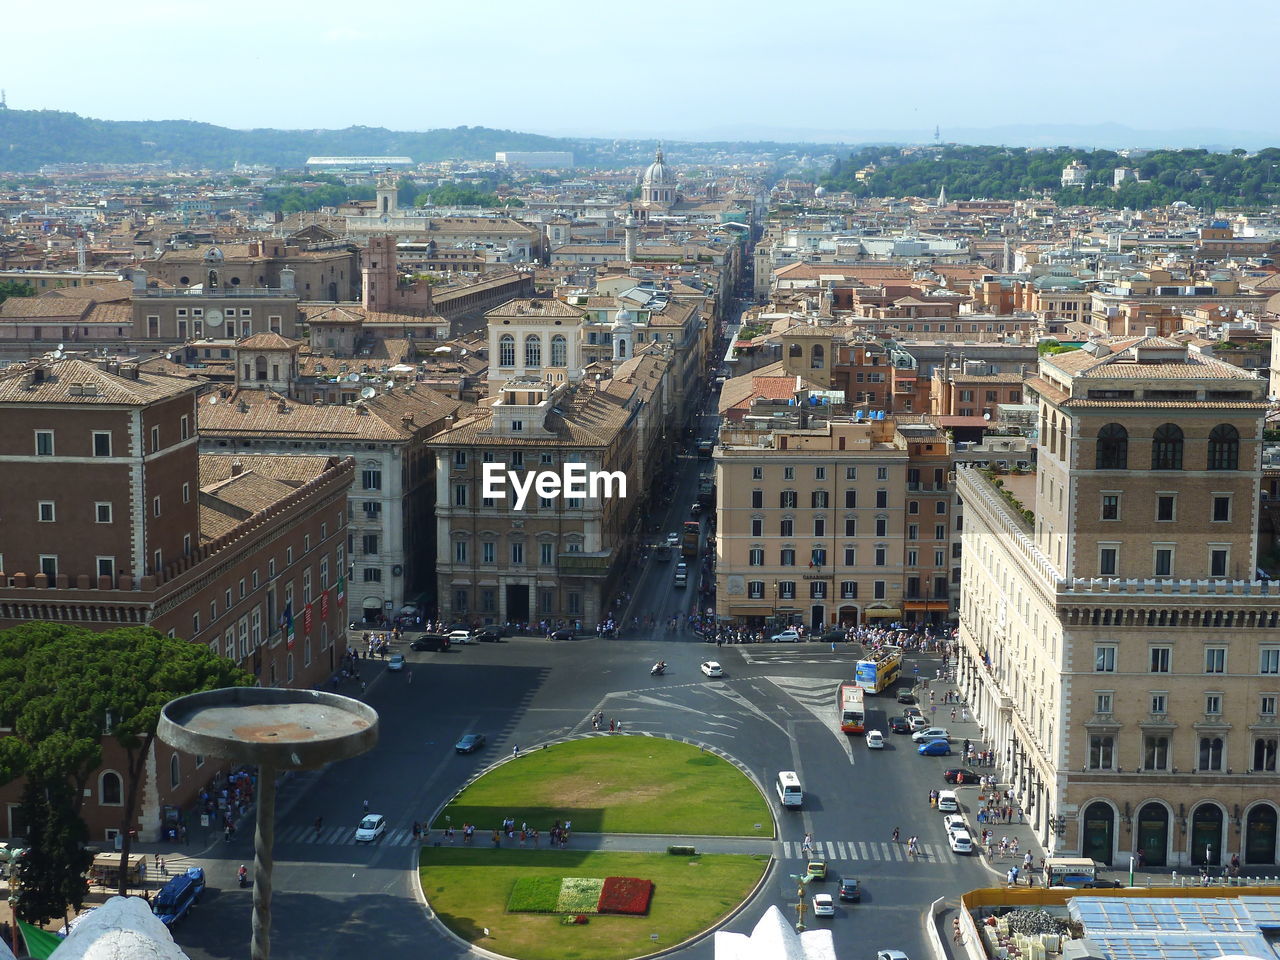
left=360, top=386, right=376, bottom=399
left=208, top=395, right=218, bottom=405
left=52, top=350, right=63, bottom=360
left=165, top=352, right=173, bottom=361
left=57, top=343, right=64, bottom=351
left=983, top=413, right=992, bottom=420
left=347, top=372, right=361, bottom=382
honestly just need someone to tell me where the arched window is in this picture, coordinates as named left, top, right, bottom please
left=617, top=338, right=627, bottom=358
left=99, top=770, right=123, bottom=806
left=525, top=335, right=542, bottom=368
left=169, top=753, right=181, bottom=790
left=498, top=334, right=515, bottom=367
left=1208, top=424, right=1240, bottom=470
left=1152, top=423, right=1184, bottom=470
left=811, top=344, right=825, bottom=369
left=550, top=334, right=567, bottom=367
left=789, top=343, right=803, bottom=358
left=1095, top=423, right=1128, bottom=469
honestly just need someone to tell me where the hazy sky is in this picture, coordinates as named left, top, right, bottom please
left=6, top=0, right=1279, bottom=142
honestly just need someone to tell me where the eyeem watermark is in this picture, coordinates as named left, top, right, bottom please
left=482, top=462, right=627, bottom=511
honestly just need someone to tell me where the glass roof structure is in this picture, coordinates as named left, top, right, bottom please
left=1067, top=896, right=1280, bottom=960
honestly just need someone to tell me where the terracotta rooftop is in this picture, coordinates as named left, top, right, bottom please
left=0, top=357, right=198, bottom=405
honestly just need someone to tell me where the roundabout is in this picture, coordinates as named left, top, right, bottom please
left=420, top=735, right=774, bottom=960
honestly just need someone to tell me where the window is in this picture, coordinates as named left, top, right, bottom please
left=780, top=518, right=793, bottom=537
left=1263, top=695, right=1278, bottom=716
left=363, top=500, right=381, bottom=518
left=482, top=541, right=496, bottom=564
left=1198, top=736, right=1223, bottom=771
left=182, top=482, right=190, bottom=504
left=37, top=501, right=55, bottom=522
left=747, top=580, right=764, bottom=599
left=100, top=771, right=123, bottom=806
left=453, top=541, right=467, bottom=563
left=35, top=430, right=54, bottom=456
left=875, top=546, right=887, bottom=566
left=362, top=468, right=382, bottom=490
left=1210, top=548, right=1229, bottom=578
left=845, top=467, right=857, bottom=480
left=810, top=581, right=827, bottom=599
left=150, top=426, right=159, bottom=453
left=1207, top=424, right=1240, bottom=470
left=844, top=489, right=857, bottom=508
left=152, top=496, right=161, bottom=518
left=876, top=467, right=888, bottom=481
left=873, top=580, right=886, bottom=599
left=454, top=484, right=467, bottom=506
left=524, top=334, right=542, bottom=367
left=1099, top=546, right=1118, bottom=577
left=1152, top=423, right=1183, bottom=470
left=1261, top=648, right=1280, bottom=675
left=1088, top=735, right=1114, bottom=770
left=875, top=516, right=888, bottom=537
left=875, top=489, right=888, bottom=508
left=39, top=554, right=57, bottom=577
left=935, top=500, right=947, bottom=514
left=95, top=501, right=112, bottom=523
left=907, top=549, right=918, bottom=566
left=1150, top=693, right=1167, bottom=715
left=752, top=490, right=763, bottom=508
left=783, top=466, right=795, bottom=481
left=511, top=542, right=524, bottom=564
left=841, top=581, right=857, bottom=598
left=1101, top=495, right=1120, bottom=520
left=751, top=518, right=763, bottom=537
left=843, top=547, right=856, bottom=565
left=844, top=518, right=856, bottom=536
left=780, top=491, right=797, bottom=508
left=811, top=548, right=827, bottom=566
left=180, top=415, right=190, bottom=441
left=363, top=567, right=382, bottom=582
left=749, top=548, right=764, bottom=566
left=1095, top=645, right=1116, bottom=672
left=97, top=557, right=114, bottom=579
left=1205, top=694, right=1222, bottom=716
left=454, top=589, right=469, bottom=613
left=1144, top=735, right=1169, bottom=771
left=1095, top=692, right=1113, bottom=714
left=454, top=450, right=467, bottom=468
left=92, top=431, right=112, bottom=457
left=811, top=490, right=829, bottom=508
left=1095, top=423, right=1128, bottom=469
left=1205, top=647, right=1226, bottom=674
left=1254, top=737, right=1278, bottom=772
left=934, top=524, right=946, bottom=540
left=908, top=500, right=920, bottom=515
left=362, top=534, right=379, bottom=555
left=815, top=466, right=826, bottom=480
left=752, top=467, right=763, bottom=480
left=813, top=517, right=825, bottom=537
left=1212, top=496, right=1231, bottom=522
left=191, top=612, right=201, bottom=635
left=169, top=754, right=181, bottom=790
left=1149, top=647, right=1171, bottom=673
left=540, top=543, right=553, bottom=565
left=498, top=334, right=515, bottom=366
left=1154, top=547, right=1173, bottom=577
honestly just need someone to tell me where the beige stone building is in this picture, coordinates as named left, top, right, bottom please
left=957, top=335, right=1280, bottom=869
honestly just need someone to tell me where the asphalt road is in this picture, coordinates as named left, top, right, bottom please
left=174, top=638, right=990, bottom=960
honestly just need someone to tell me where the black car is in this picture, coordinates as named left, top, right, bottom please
left=887, top=716, right=912, bottom=734
left=1083, top=878, right=1124, bottom=889
left=943, top=768, right=979, bottom=784
left=838, top=876, right=861, bottom=902
left=472, top=628, right=502, bottom=642
left=819, top=628, right=847, bottom=643
left=896, top=688, right=917, bottom=704
left=549, top=628, right=575, bottom=641
left=409, top=634, right=451, bottom=652
left=454, top=733, right=485, bottom=754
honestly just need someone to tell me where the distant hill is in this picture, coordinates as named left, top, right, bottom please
left=0, top=108, right=574, bottom=171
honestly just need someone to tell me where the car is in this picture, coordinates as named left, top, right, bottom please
left=1083, top=878, right=1124, bottom=888
left=948, top=830, right=973, bottom=854
left=837, top=876, right=861, bottom=902
left=903, top=705, right=923, bottom=719
left=887, top=716, right=912, bottom=734
left=811, top=893, right=835, bottom=917
left=943, top=814, right=968, bottom=836
left=355, top=814, right=386, bottom=843
left=865, top=730, right=885, bottom=749
left=666, top=531, right=680, bottom=546
left=455, top=733, right=486, bottom=754
left=549, top=627, right=576, bottom=641
left=690, top=502, right=702, bottom=516
left=911, top=726, right=950, bottom=743
left=818, top=628, right=847, bottom=643
left=918, top=739, right=952, bottom=756
left=472, top=627, right=502, bottom=642
left=771, top=629, right=802, bottom=643
left=654, top=545, right=672, bottom=561
left=387, top=653, right=405, bottom=671
left=409, top=634, right=450, bottom=651
left=806, top=859, right=827, bottom=880
left=700, top=661, right=724, bottom=677
left=906, top=715, right=928, bottom=731
left=943, top=768, right=979, bottom=784
left=877, top=950, right=910, bottom=960
left=896, top=687, right=917, bottom=704
left=448, top=629, right=472, bottom=645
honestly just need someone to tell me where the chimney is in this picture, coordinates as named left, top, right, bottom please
left=131, top=267, right=148, bottom=293
left=1144, top=325, right=1157, bottom=337
left=280, top=266, right=296, bottom=292
left=230, top=459, right=244, bottom=477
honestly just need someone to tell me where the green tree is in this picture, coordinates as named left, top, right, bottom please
left=0, top=279, right=35, bottom=305
left=11, top=779, right=92, bottom=926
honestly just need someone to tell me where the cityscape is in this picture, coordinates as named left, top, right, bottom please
left=1, top=3, right=1280, bottom=960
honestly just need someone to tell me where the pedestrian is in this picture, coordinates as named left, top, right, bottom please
left=892, top=826, right=900, bottom=843
left=363, top=799, right=370, bottom=814
left=513, top=744, right=520, bottom=759
left=492, top=829, right=500, bottom=847
left=412, top=821, right=421, bottom=840
left=609, top=718, right=615, bottom=733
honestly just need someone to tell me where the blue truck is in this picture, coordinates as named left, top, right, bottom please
left=153, top=867, right=205, bottom=927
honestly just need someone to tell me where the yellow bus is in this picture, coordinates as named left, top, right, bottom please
left=855, top=649, right=903, bottom=693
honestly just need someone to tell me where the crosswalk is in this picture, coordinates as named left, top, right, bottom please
left=275, top=823, right=420, bottom=847
left=778, top=839, right=949, bottom=862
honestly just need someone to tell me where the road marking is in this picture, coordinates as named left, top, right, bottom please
left=836, top=841, right=848, bottom=859
left=764, top=676, right=853, bottom=765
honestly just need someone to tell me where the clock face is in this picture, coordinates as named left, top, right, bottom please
left=206, top=309, right=224, bottom=326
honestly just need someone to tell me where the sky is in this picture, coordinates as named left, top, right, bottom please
left=5, top=0, right=1279, bottom=145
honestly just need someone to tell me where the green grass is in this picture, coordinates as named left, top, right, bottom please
left=507, top=876, right=562, bottom=912
left=433, top=736, right=772, bottom=837
left=421, top=846, right=769, bottom=960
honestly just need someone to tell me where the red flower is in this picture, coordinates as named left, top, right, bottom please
left=597, top=876, right=654, bottom=915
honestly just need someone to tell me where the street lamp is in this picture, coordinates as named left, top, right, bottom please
left=1048, top=815, right=1067, bottom=838
left=788, top=872, right=814, bottom=932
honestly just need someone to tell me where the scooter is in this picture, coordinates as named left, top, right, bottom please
left=650, top=662, right=666, bottom=676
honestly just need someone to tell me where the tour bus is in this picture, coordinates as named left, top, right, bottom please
left=855, top=648, right=903, bottom=694
left=776, top=771, right=803, bottom=808
left=838, top=682, right=866, bottom=734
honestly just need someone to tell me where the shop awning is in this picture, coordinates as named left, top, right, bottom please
left=864, top=608, right=902, bottom=618
left=904, top=600, right=951, bottom=611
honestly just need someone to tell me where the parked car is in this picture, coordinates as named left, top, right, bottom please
left=549, top=627, right=576, bottom=640
left=887, top=716, right=912, bottom=734
left=387, top=653, right=405, bottom=671
left=865, top=730, right=885, bottom=749
left=918, top=739, right=952, bottom=756
left=700, top=661, right=724, bottom=677
left=454, top=733, right=486, bottom=754
left=943, top=814, right=969, bottom=837
left=903, top=706, right=923, bottom=719
left=943, top=768, right=979, bottom=784
left=878, top=951, right=910, bottom=960
left=911, top=726, right=950, bottom=743
left=355, top=814, right=386, bottom=842
left=1083, top=878, right=1124, bottom=889
left=811, top=893, right=835, bottom=917
left=819, top=628, right=847, bottom=643
left=806, top=859, right=827, bottom=880
left=948, top=830, right=973, bottom=854
left=472, top=627, right=502, bottom=642
left=409, top=634, right=450, bottom=651
left=838, top=876, right=861, bottom=902
left=771, top=629, right=802, bottom=643
left=448, top=630, right=472, bottom=645
left=906, top=715, right=928, bottom=731
left=896, top=687, right=916, bottom=704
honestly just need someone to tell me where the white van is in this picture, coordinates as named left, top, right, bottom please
left=776, top=771, right=803, bottom=808
left=937, top=790, right=959, bottom=812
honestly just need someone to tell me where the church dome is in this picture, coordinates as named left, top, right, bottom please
left=613, top=307, right=634, bottom=329
left=642, top=148, right=671, bottom=187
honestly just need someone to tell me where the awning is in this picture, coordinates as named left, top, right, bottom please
left=728, top=605, right=768, bottom=616
left=904, top=600, right=951, bottom=611
left=864, top=608, right=902, bottom=618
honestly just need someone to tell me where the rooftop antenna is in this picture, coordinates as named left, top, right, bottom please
left=360, top=386, right=376, bottom=399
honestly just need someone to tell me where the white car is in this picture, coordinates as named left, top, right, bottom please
left=700, top=661, right=724, bottom=678
left=448, top=629, right=472, bottom=645
left=387, top=653, right=405, bottom=672
left=811, top=893, right=835, bottom=917
left=666, top=532, right=680, bottom=546
left=906, top=715, right=929, bottom=731
left=865, top=730, right=885, bottom=749
left=355, top=814, right=386, bottom=842
left=943, top=814, right=968, bottom=836
left=771, top=629, right=802, bottom=643
left=948, top=830, right=974, bottom=854
left=878, top=951, right=910, bottom=960
left=911, top=726, right=951, bottom=743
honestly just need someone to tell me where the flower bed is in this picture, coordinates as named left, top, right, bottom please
left=507, top=877, right=564, bottom=913
left=556, top=877, right=605, bottom=913
left=598, top=876, right=654, bottom=916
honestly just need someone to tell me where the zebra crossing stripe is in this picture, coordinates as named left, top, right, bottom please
left=835, top=841, right=847, bottom=859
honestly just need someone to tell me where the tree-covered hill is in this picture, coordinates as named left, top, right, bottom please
left=0, top=108, right=572, bottom=170
left=822, top=144, right=1280, bottom=208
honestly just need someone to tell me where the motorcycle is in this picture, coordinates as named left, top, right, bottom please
left=650, top=662, right=666, bottom=676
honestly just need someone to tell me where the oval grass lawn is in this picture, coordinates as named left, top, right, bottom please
left=420, top=846, right=769, bottom=960
left=434, top=736, right=773, bottom=837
